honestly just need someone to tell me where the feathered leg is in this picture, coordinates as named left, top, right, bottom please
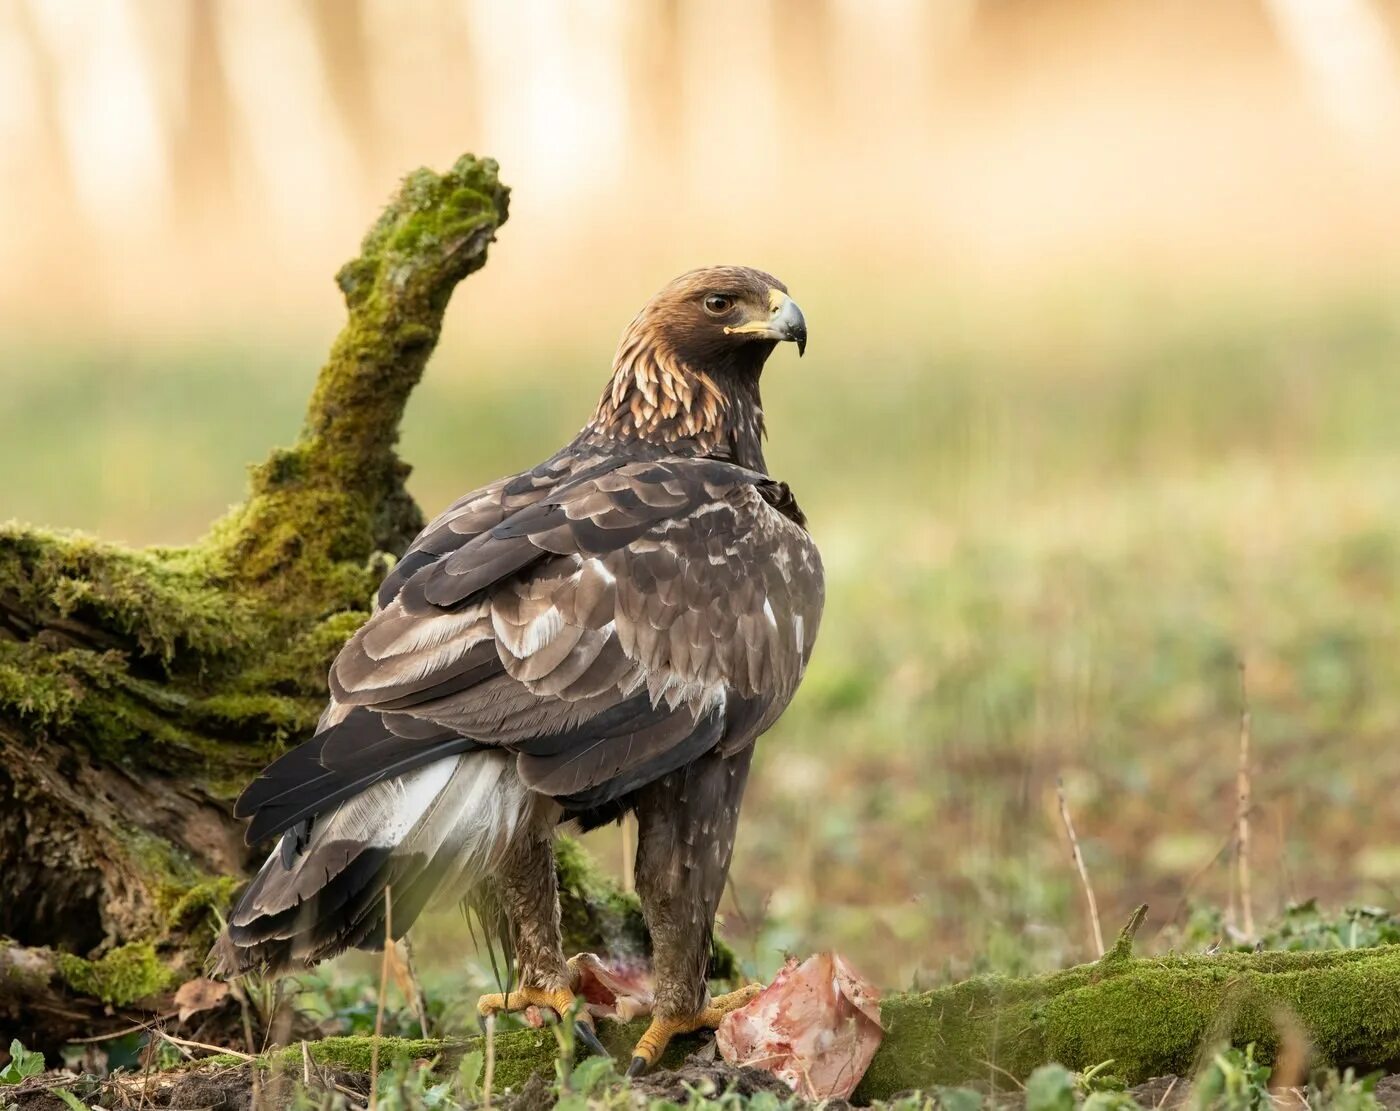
left=626, top=747, right=760, bottom=1076
left=475, top=831, right=607, bottom=1055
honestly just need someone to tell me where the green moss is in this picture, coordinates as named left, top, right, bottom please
left=365, top=160, right=506, bottom=263
left=250, top=1021, right=701, bottom=1091
left=55, top=941, right=177, bottom=1006
left=0, top=163, right=509, bottom=1011
left=854, top=946, right=1400, bottom=1101
left=270, top=1035, right=455, bottom=1074
left=1101, top=903, right=1148, bottom=965
left=237, top=608, right=373, bottom=698
left=122, top=826, right=202, bottom=891
left=0, top=518, right=360, bottom=775
left=167, top=875, right=240, bottom=931
left=194, top=692, right=314, bottom=737
left=0, top=641, right=102, bottom=727
left=214, top=154, right=509, bottom=586
left=477, top=1021, right=700, bottom=1092
left=0, top=525, right=256, bottom=664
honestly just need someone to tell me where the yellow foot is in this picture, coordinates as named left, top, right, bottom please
left=475, top=982, right=607, bottom=1057
left=626, top=983, right=762, bottom=1076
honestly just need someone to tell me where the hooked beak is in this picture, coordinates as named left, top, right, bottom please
left=725, top=289, right=808, bottom=356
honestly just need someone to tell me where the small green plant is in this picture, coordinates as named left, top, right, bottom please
left=1027, top=1063, right=1078, bottom=1111
left=455, top=1048, right=484, bottom=1102
left=1307, top=1067, right=1385, bottom=1111
left=1260, top=902, right=1400, bottom=952
left=291, top=969, right=431, bottom=1038
left=0, top=1040, right=43, bottom=1085
left=1076, top=1059, right=1137, bottom=1111
left=372, top=1058, right=458, bottom=1111
left=566, top=1055, right=622, bottom=1099
left=931, top=1086, right=983, bottom=1111
left=1191, top=1045, right=1272, bottom=1111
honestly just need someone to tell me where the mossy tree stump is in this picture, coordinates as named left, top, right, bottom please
left=0, top=155, right=689, bottom=1050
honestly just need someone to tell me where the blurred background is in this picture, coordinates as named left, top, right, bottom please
left=7, top=0, right=1400, bottom=1007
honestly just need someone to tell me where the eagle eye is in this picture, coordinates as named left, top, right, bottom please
left=703, top=294, right=733, bottom=316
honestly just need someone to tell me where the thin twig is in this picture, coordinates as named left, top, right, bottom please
left=370, top=885, right=394, bottom=1111
left=977, top=1057, right=1028, bottom=1091
left=265, top=977, right=289, bottom=1054
left=302, top=1038, right=356, bottom=1107
left=159, top=1036, right=195, bottom=1060
left=483, top=1013, right=496, bottom=1111
left=1236, top=662, right=1255, bottom=940
left=725, top=874, right=753, bottom=932
left=154, top=1031, right=256, bottom=1061
left=1057, top=776, right=1105, bottom=957
left=231, top=979, right=262, bottom=1109
left=334, top=1081, right=371, bottom=1110
left=67, top=1012, right=178, bottom=1043
left=231, top=980, right=257, bottom=1057
left=620, top=815, right=635, bottom=894
left=399, top=935, right=431, bottom=1038
left=139, top=1019, right=158, bottom=1111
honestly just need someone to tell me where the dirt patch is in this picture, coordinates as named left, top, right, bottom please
left=629, top=1056, right=798, bottom=1104
left=15, top=1060, right=1399, bottom=1110
left=2, top=1054, right=793, bottom=1110
left=3, top=1063, right=370, bottom=1111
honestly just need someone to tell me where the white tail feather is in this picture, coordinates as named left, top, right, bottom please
left=241, top=751, right=545, bottom=929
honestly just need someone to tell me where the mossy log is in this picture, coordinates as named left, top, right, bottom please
left=0, top=154, right=732, bottom=1051
left=196, top=924, right=1400, bottom=1102
left=853, top=928, right=1400, bottom=1099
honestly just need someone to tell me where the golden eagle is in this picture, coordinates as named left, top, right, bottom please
left=212, top=266, right=822, bottom=1072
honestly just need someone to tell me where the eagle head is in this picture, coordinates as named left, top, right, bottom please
left=593, top=266, right=806, bottom=456
left=640, top=266, right=807, bottom=362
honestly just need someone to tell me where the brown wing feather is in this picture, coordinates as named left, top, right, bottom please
left=325, top=453, right=823, bottom=803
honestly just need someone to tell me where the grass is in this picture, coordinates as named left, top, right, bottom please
left=7, top=280, right=1400, bottom=999
left=7, top=1021, right=1394, bottom=1110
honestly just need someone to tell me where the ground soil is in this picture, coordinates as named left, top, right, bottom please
left=10, top=1060, right=1400, bottom=1109
left=1, top=1055, right=795, bottom=1110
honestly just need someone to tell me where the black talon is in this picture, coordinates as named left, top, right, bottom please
left=574, top=1019, right=608, bottom=1058
left=627, top=1056, right=649, bottom=1078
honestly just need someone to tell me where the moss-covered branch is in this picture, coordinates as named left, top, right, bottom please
left=213, top=156, right=510, bottom=589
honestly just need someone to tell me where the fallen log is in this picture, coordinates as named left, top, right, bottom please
left=857, top=908, right=1400, bottom=1099
left=0, top=153, right=731, bottom=1051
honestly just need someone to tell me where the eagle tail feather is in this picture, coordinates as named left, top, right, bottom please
left=210, top=750, right=541, bottom=978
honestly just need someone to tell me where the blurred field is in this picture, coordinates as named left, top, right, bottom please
left=11, top=275, right=1400, bottom=999
left=8, top=0, right=1400, bottom=1025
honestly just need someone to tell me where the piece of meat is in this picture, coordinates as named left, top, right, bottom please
left=715, top=953, right=883, bottom=1100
